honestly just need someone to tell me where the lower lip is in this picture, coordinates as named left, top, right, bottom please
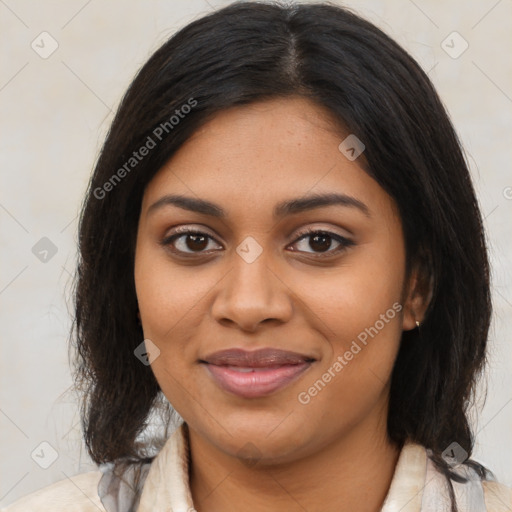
left=204, top=362, right=312, bottom=398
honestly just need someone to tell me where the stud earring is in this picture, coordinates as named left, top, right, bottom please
left=415, top=320, right=421, bottom=328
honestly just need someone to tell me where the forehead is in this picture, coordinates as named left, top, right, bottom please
left=141, top=96, right=395, bottom=223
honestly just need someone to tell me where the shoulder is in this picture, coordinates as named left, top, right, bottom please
left=482, top=479, right=512, bottom=511
left=1, top=471, right=105, bottom=512
left=396, top=442, right=512, bottom=511
left=424, top=450, right=512, bottom=512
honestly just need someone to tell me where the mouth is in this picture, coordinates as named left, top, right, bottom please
left=199, top=348, right=316, bottom=398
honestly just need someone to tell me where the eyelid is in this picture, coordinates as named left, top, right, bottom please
left=162, top=224, right=220, bottom=240
left=163, top=223, right=351, bottom=242
left=293, top=224, right=352, bottom=240
left=168, top=224, right=216, bottom=236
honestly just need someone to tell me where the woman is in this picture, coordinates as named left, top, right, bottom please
left=3, top=1, right=511, bottom=511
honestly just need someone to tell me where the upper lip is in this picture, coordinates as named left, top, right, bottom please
left=200, top=348, right=316, bottom=367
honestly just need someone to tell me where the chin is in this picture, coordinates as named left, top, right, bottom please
left=203, top=417, right=313, bottom=465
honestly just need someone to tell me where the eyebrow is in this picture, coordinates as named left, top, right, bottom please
left=147, top=192, right=371, bottom=219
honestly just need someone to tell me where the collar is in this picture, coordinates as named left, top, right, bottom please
left=136, top=422, right=194, bottom=512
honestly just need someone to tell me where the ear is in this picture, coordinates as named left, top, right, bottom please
left=402, top=253, right=433, bottom=331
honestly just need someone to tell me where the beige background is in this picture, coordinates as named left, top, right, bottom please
left=1, top=0, right=511, bottom=506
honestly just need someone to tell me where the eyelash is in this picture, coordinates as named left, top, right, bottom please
left=160, top=226, right=355, bottom=259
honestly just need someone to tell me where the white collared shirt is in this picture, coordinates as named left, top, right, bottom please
left=3, top=422, right=511, bottom=511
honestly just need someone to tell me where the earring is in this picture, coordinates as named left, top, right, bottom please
left=415, top=320, right=421, bottom=328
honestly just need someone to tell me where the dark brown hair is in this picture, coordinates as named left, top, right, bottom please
left=72, top=2, right=492, bottom=509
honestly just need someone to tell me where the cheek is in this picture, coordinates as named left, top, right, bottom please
left=299, top=240, right=404, bottom=349
left=135, top=241, right=204, bottom=340
left=294, top=243, right=405, bottom=416
left=134, top=244, right=219, bottom=398
left=295, top=294, right=403, bottom=439
left=134, top=258, right=199, bottom=411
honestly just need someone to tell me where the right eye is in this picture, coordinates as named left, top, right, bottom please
left=161, top=227, right=223, bottom=255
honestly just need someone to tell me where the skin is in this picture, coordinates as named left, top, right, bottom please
left=134, top=96, right=429, bottom=512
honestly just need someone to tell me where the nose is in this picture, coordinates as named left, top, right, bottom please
left=211, top=248, right=293, bottom=332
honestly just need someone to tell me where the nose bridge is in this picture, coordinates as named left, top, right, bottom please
left=211, top=238, right=292, bottom=329
left=232, top=244, right=273, bottom=298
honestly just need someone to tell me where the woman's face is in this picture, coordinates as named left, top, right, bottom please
left=134, top=96, right=419, bottom=464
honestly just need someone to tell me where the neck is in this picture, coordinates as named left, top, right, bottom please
left=188, top=417, right=401, bottom=512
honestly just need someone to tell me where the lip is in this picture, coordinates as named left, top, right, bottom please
left=200, top=348, right=315, bottom=398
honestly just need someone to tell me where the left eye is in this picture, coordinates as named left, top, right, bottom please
left=290, top=230, right=354, bottom=256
